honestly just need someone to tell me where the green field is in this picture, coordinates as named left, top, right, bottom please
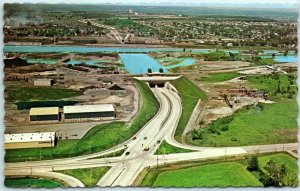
left=247, top=74, right=297, bottom=100
left=5, top=80, right=159, bottom=162
left=187, top=100, right=298, bottom=146
left=139, top=153, right=297, bottom=187
left=58, top=167, right=110, bottom=187
left=5, top=86, right=82, bottom=102
left=199, top=72, right=240, bottom=83
left=171, top=77, right=207, bottom=142
left=155, top=141, right=194, bottom=155
left=152, top=162, right=262, bottom=187
left=5, top=177, right=63, bottom=188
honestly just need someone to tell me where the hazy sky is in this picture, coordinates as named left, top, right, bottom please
left=3, top=0, right=300, bottom=8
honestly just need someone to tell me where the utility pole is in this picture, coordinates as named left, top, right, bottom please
left=156, top=156, right=158, bottom=168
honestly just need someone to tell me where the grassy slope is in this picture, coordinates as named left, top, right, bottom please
left=6, top=86, right=82, bottom=102
left=188, top=100, right=297, bottom=146
left=155, top=141, right=194, bottom=155
left=199, top=72, right=240, bottom=83
left=4, top=178, right=63, bottom=188
left=5, top=80, right=159, bottom=162
left=152, top=162, right=262, bottom=187
left=171, top=77, right=207, bottom=141
left=58, top=167, right=110, bottom=187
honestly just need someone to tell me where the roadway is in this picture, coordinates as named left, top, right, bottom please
left=4, top=86, right=298, bottom=187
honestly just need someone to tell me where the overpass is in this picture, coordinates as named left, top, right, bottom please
left=134, top=76, right=181, bottom=88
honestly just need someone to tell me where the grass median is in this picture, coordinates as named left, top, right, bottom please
left=5, top=80, right=159, bottom=162
left=155, top=141, right=194, bottom=155
left=170, top=77, right=207, bottom=142
left=57, top=167, right=110, bottom=187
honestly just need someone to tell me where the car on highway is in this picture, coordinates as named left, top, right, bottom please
left=125, top=151, right=130, bottom=156
left=143, top=147, right=150, bottom=151
left=143, top=137, right=147, bottom=140
left=132, top=137, right=137, bottom=140
left=157, top=140, right=161, bottom=144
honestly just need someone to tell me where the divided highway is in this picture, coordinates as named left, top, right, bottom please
left=5, top=86, right=298, bottom=187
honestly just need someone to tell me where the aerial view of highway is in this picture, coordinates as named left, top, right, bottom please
left=2, top=0, right=299, bottom=188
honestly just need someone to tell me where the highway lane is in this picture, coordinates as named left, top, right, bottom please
left=97, top=88, right=173, bottom=186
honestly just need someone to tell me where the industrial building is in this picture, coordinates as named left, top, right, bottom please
left=29, top=107, right=59, bottom=123
left=34, top=79, right=54, bottom=86
left=63, top=104, right=115, bottom=122
left=4, top=132, right=56, bottom=149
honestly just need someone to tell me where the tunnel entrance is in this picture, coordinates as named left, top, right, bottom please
left=149, top=83, right=165, bottom=88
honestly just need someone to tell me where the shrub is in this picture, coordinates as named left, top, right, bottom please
left=221, top=125, right=229, bottom=131
left=247, top=155, right=259, bottom=171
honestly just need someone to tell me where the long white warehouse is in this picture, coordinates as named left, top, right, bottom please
left=63, top=104, right=115, bottom=121
left=5, top=132, right=56, bottom=149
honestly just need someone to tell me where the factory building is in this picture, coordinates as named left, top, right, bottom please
left=29, top=107, right=59, bottom=123
left=4, top=132, right=56, bottom=149
left=63, top=104, right=115, bottom=122
left=34, top=79, right=53, bottom=86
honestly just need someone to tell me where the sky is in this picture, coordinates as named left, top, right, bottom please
left=3, top=0, right=300, bottom=8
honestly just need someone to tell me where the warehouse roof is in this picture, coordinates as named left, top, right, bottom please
left=29, top=107, right=59, bottom=116
left=63, top=104, right=114, bottom=114
left=34, top=79, right=53, bottom=82
left=5, top=132, right=55, bottom=143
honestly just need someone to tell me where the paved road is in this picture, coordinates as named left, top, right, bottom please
left=5, top=86, right=298, bottom=187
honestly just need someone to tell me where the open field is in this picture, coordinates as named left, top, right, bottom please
left=199, top=72, right=240, bottom=83
left=139, top=153, right=297, bottom=187
left=152, top=162, right=262, bottom=187
left=187, top=100, right=298, bottom=147
left=4, top=177, right=63, bottom=188
left=171, top=77, right=207, bottom=141
left=5, top=86, right=82, bottom=102
left=155, top=141, right=194, bottom=155
left=246, top=74, right=297, bottom=100
left=58, top=167, right=110, bottom=187
left=5, top=80, right=159, bottom=162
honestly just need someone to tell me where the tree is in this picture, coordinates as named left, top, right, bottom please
left=284, top=50, right=288, bottom=56
left=159, top=68, right=164, bottom=73
left=264, top=160, right=287, bottom=187
left=246, top=155, right=259, bottom=171
left=87, top=21, right=92, bottom=26
left=147, top=68, right=152, bottom=73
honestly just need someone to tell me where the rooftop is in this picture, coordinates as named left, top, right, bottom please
left=34, top=79, right=53, bottom=82
left=29, top=107, right=59, bottom=116
left=5, top=132, right=55, bottom=143
left=63, top=104, right=115, bottom=114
